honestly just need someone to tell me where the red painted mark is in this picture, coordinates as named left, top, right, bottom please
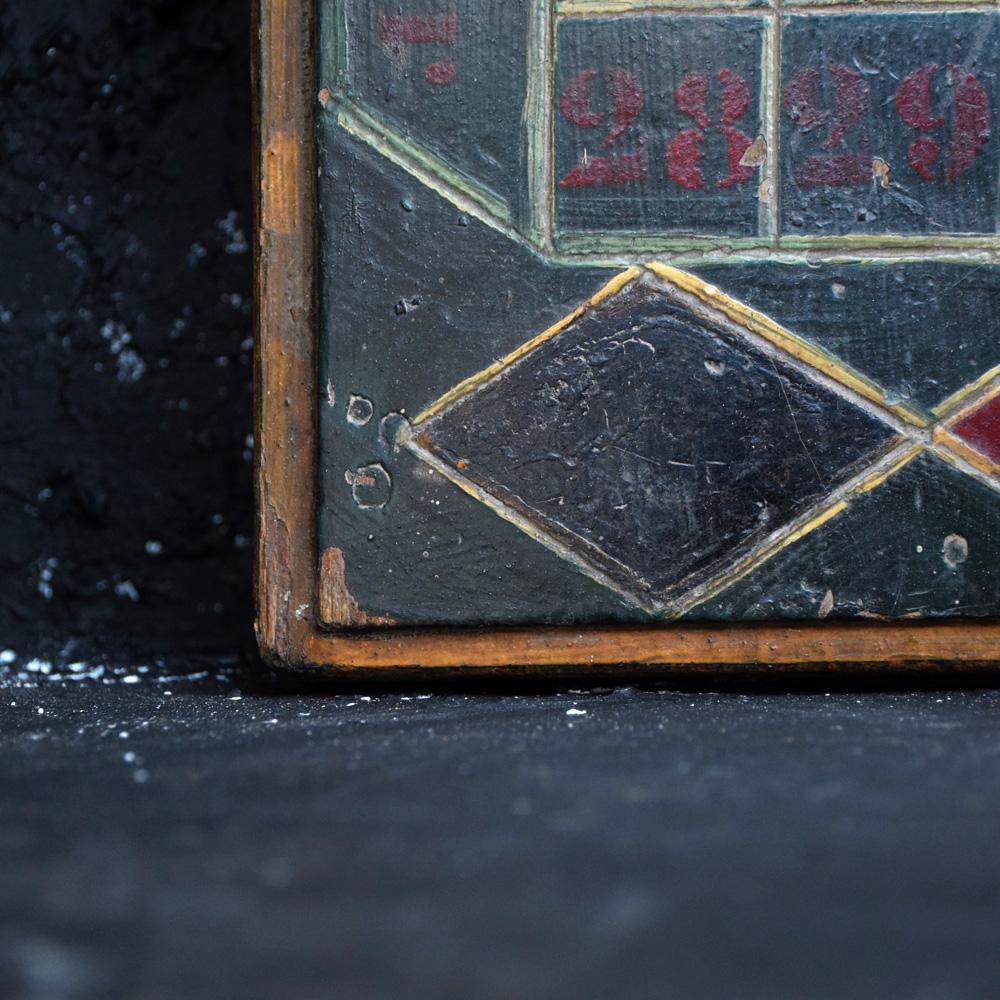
left=377, top=12, right=457, bottom=45
left=896, top=64, right=989, bottom=181
left=666, top=129, right=704, bottom=189
left=718, top=68, right=750, bottom=126
left=559, top=67, right=643, bottom=148
left=559, top=147, right=648, bottom=189
left=907, top=135, right=940, bottom=181
left=785, top=63, right=870, bottom=188
left=952, top=392, right=1000, bottom=465
left=717, top=126, right=754, bottom=188
left=783, top=67, right=830, bottom=132
left=667, top=68, right=755, bottom=189
left=946, top=66, right=989, bottom=180
left=561, top=69, right=603, bottom=128
left=896, top=64, right=945, bottom=132
left=606, top=67, right=643, bottom=148
left=824, top=64, right=869, bottom=149
left=783, top=64, right=869, bottom=146
left=795, top=149, right=871, bottom=188
left=424, top=60, right=455, bottom=86
left=675, top=72, right=710, bottom=130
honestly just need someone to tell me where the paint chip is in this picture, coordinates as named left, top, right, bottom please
left=818, top=589, right=834, bottom=618
left=740, top=134, right=767, bottom=168
left=872, top=157, right=890, bottom=188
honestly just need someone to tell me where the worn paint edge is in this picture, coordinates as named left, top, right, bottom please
left=318, top=546, right=396, bottom=626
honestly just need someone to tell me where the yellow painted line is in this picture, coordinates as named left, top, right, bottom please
left=852, top=442, right=923, bottom=494
left=933, top=429, right=1000, bottom=482
left=645, top=261, right=931, bottom=428
left=410, top=267, right=642, bottom=426
left=932, top=365, right=1000, bottom=420
left=670, top=438, right=921, bottom=616
left=668, top=498, right=848, bottom=618
left=335, top=103, right=511, bottom=227
left=403, top=438, right=660, bottom=613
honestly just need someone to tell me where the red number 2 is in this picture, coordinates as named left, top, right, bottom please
left=558, top=67, right=647, bottom=189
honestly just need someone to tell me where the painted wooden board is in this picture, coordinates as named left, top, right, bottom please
left=255, top=0, right=1000, bottom=675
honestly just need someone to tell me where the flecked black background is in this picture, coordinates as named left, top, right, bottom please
left=3, top=8, right=1000, bottom=1000
left=0, top=0, right=254, bottom=663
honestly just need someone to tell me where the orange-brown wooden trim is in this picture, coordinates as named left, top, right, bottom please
left=254, top=0, right=320, bottom=665
left=255, top=0, right=1000, bottom=675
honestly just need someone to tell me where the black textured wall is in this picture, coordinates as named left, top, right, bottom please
left=0, top=1, right=254, bottom=662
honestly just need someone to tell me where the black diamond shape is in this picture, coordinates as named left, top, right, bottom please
left=415, top=274, right=895, bottom=605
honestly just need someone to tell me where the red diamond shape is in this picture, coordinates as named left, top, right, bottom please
left=952, top=391, right=1000, bottom=465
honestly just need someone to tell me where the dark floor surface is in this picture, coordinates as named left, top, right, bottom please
left=2, top=661, right=1000, bottom=1000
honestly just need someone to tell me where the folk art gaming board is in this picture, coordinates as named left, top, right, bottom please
left=255, top=0, right=1000, bottom=674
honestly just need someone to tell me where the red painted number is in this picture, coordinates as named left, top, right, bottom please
left=558, top=64, right=757, bottom=190
left=557, top=56, right=991, bottom=195
left=558, top=67, right=647, bottom=188
left=784, top=59, right=990, bottom=187
left=666, top=68, right=754, bottom=190
left=896, top=63, right=989, bottom=181
left=783, top=63, right=871, bottom=187
left=378, top=11, right=458, bottom=87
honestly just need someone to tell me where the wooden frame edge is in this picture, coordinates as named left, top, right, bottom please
left=254, top=0, right=1000, bottom=677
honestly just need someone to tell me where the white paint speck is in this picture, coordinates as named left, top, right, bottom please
left=145, top=540, right=163, bottom=556
left=123, top=751, right=137, bottom=763
left=114, top=580, right=140, bottom=602
left=217, top=211, right=249, bottom=255
left=122, top=675, right=140, bottom=685
left=566, top=708, right=587, bottom=717
left=0, top=650, right=16, bottom=665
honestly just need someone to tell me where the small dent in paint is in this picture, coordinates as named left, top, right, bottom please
left=346, top=394, right=374, bottom=426
left=379, top=411, right=410, bottom=449
left=942, top=533, right=968, bottom=569
left=346, top=463, right=392, bottom=509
